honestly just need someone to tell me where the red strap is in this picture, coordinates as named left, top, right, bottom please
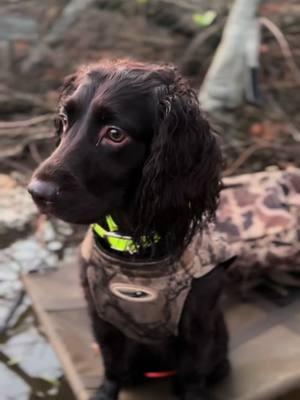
left=144, top=370, right=176, bottom=379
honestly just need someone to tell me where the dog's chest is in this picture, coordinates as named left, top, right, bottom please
left=86, top=261, right=191, bottom=343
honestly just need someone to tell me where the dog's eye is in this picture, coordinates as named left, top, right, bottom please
left=106, top=127, right=126, bottom=143
left=97, top=126, right=128, bottom=147
left=102, top=126, right=127, bottom=144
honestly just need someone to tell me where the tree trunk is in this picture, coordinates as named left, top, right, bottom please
left=199, top=0, right=261, bottom=112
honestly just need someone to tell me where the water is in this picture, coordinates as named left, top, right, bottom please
left=0, top=307, right=74, bottom=400
left=0, top=218, right=78, bottom=400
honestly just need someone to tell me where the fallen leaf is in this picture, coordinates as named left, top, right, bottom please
left=193, top=11, right=217, bottom=27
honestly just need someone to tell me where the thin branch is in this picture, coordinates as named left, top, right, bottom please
left=0, top=289, right=25, bottom=335
left=179, top=21, right=223, bottom=69
left=260, top=17, right=300, bottom=83
left=0, top=159, right=32, bottom=174
left=262, top=81, right=300, bottom=90
left=224, top=136, right=300, bottom=176
left=266, top=93, right=300, bottom=142
left=224, top=141, right=268, bottom=176
left=0, top=349, right=56, bottom=390
left=0, top=84, right=53, bottom=111
left=0, top=131, right=53, bottom=159
left=0, top=114, right=54, bottom=130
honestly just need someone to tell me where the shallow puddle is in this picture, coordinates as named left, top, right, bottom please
left=0, top=307, right=74, bottom=399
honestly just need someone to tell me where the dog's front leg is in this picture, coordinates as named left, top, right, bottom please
left=90, top=323, right=121, bottom=400
left=175, top=332, right=216, bottom=400
left=174, top=268, right=229, bottom=400
left=89, top=310, right=142, bottom=400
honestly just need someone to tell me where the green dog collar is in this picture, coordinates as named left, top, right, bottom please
left=92, top=215, right=159, bottom=254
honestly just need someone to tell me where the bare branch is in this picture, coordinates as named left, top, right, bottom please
left=260, top=17, right=300, bottom=84
left=224, top=141, right=266, bottom=176
left=179, top=21, right=223, bottom=70
left=0, top=114, right=54, bottom=130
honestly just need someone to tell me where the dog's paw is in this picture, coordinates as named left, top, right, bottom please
left=90, top=380, right=119, bottom=400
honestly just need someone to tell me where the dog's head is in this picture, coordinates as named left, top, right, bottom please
left=28, top=59, right=222, bottom=253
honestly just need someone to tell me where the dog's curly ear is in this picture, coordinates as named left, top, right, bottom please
left=137, top=73, right=222, bottom=253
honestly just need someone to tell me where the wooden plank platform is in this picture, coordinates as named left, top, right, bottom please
left=23, top=262, right=300, bottom=400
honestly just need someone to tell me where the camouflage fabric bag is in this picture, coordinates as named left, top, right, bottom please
left=218, top=167, right=300, bottom=291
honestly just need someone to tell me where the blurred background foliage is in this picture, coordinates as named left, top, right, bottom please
left=0, top=0, right=299, bottom=177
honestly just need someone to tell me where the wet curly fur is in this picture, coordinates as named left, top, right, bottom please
left=29, top=59, right=229, bottom=400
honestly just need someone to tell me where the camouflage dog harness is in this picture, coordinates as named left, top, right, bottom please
left=81, top=167, right=300, bottom=344
left=81, top=226, right=231, bottom=344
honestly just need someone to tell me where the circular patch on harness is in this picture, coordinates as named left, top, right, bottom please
left=109, top=283, right=158, bottom=302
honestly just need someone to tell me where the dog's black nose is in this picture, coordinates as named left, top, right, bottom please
left=28, top=179, right=59, bottom=203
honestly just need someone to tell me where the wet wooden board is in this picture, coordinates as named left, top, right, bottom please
left=23, top=262, right=300, bottom=400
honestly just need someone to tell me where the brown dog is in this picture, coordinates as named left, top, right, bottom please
left=28, top=59, right=234, bottom=400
